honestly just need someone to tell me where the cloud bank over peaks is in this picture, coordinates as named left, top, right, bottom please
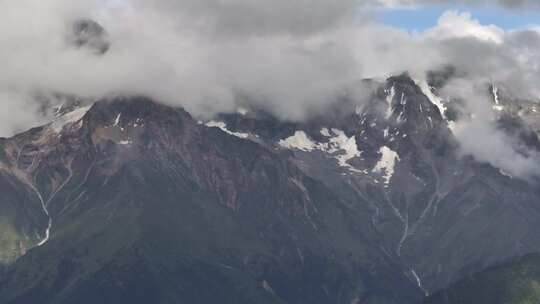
left=441, top=78, right=540, bottom=180
left=1, top=0, right=540, bottom=180
left=0, top=1, right=538, bottom=120
left=372, top=0, right=540, bottom=9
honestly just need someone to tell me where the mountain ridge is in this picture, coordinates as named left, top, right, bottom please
left=1, top=74, right=540, bottom=303
left=0, top=96, right=422, bottom=304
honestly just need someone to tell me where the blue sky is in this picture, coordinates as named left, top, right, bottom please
left=377, top=5, right=540, bottom=31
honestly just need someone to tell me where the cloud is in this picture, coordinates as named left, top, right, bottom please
left=126, top=0, right=360, bottom=37
left=441, top=79, right=540, bottom=180
left=0, top=91, right=48, bottom=136
left=372, top=0, right=540, bottom=9
left=0, top=0, right=371, bottom=123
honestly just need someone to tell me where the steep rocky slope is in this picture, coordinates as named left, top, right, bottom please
left=1, top=73, right=540, bottom=303
left=0, top=97, right=421, bottom=304
left=213, top=74, right=540, bottom=294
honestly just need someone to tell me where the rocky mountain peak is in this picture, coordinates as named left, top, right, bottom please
left=385, top=74, right=446, bottom=132
left=1, top=76, right=540, bottom=304
left=70, top=19, right=110, bottom=55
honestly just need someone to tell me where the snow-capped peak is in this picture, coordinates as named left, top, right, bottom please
left=114, top=113, right=122, bottom=126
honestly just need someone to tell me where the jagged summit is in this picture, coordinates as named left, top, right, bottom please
left=197, top=74, right=540, bottom=294
left=70, top=19, right=110, bottom=55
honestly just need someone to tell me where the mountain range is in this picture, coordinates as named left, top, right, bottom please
left=1, top=71, right=540, bottom=304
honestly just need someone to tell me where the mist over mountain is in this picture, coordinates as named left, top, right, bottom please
left=1, top=1, right=540, bottom=304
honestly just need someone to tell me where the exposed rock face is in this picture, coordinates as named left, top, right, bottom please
left=0, top=97, right=421, bottom=304
left=214, top=74, right=540, bottom=294
left=70, top=19, right=110, bottom=55
left=1, top=73, right=540, bottom=303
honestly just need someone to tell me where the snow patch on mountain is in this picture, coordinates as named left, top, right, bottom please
left=323, top=129, right=362, bottom=172
left=491, top=84, right=506, bottom=111
left=279, top=131, right=317, bottom=151
left=385, top=86, right=396, bottom=118
left=383, top=127, right=389, bottom=138
left=280, top=128, right=362, bottom=172
left=50, top=105, right=92, bottom=133
left=372, top=146, right=400, bottom=185
left=206, top=121, right=251, bottom=139
left=492, top=84, right=500, bottom=105
left=53, top=103, right=64, bottom=117
left=132, top=118, right=143, bottom=128
left=416, top=79, right=447, bottom=117
left=320, top=127, right=332, bottom=137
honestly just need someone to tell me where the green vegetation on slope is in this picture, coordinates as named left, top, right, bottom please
left=425, top=254, right=540, bottom=304
left=0, top=219, right=33, bottom=265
